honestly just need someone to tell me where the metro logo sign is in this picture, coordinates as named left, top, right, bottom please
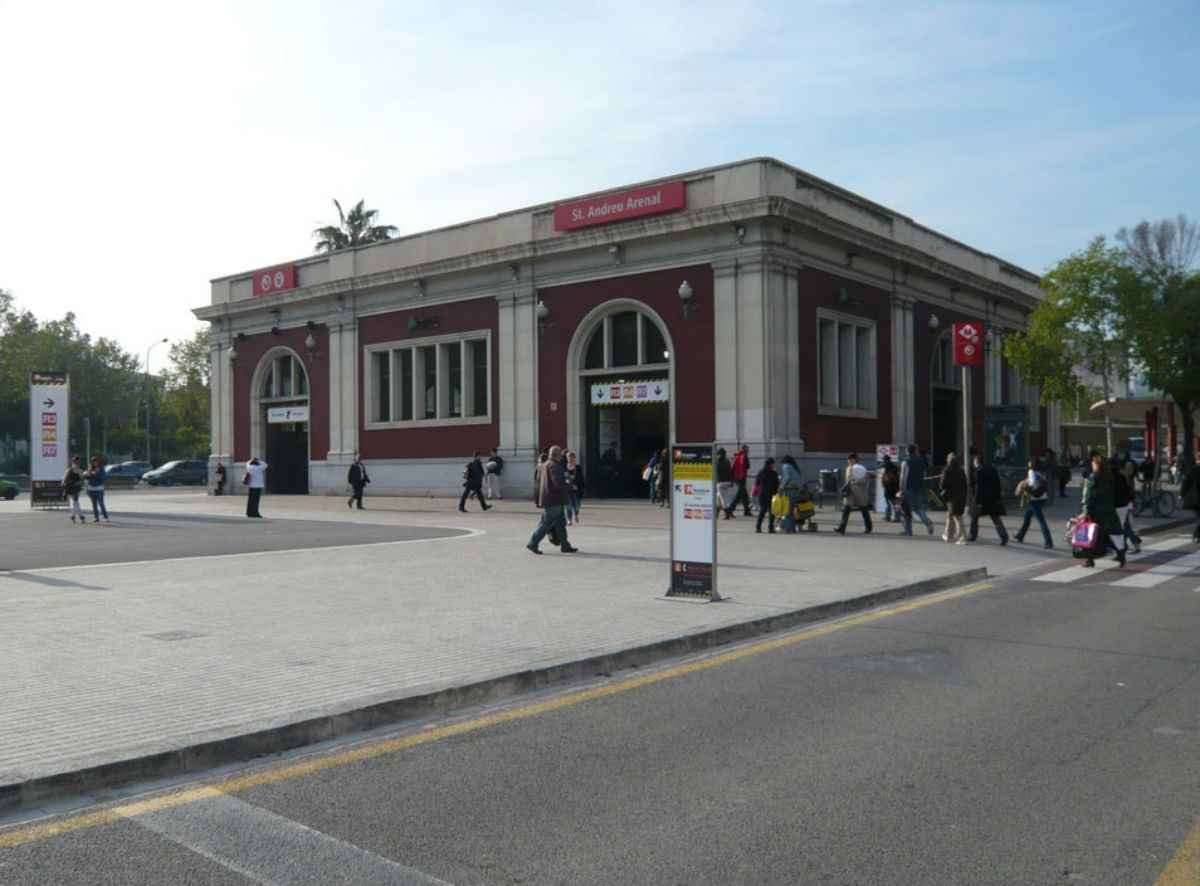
left=953, top=322, right=984, bottom=366
left=252, top=264, right=297, bottom=297
left=554, top=181, right=685, bottom=231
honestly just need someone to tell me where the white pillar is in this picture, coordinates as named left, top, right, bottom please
left=890, top=293, right=916, bottom=446
left=497, top=289, right=538, bottom=456
left=327, top=321, right=357, bottom=463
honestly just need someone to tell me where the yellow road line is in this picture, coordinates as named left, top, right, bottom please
left=0, top=582, right=990, bottom=850
left=1156, top=816, right=1200, bottom=885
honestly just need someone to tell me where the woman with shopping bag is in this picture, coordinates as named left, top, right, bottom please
left=1077, top=453, right=1125, bottom=568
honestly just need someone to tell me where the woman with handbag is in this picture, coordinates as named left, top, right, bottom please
left=937, top=452, right=968, bottom=544
left=1080, top=453, right=1125, bottom=568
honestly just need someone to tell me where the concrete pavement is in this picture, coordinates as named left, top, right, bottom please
left=0, top=484, right=1191, bottom=816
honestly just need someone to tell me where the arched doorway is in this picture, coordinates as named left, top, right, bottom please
left=251, top=348, right=310, bottom=494
left=567, top=301, right=674, bottom=498
left=930, top=330, right=962, bottom=467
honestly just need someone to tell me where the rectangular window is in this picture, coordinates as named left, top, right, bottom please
left=399, top=349, right=414, bottom=421
left=471, top=340, right=488, bottom=417
left=816, top=311, right=877, bottom=417
left=374, top=351, right=390, bottom=423
left=366, top=331, right=492, bottom=428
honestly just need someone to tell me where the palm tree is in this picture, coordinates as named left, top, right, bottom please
left=312, top=199, right=399, bottom=253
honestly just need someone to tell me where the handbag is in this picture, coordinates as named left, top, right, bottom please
left=1071, top=516, right=1099, bottom=550
left=770, top=493, right=789, bottom=518
left=242, top=471, right=250, bottom=486
left=641, top=464, right=653, bottom=482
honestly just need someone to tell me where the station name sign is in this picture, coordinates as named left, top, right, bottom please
left=554, top=181, right=685, bottom=231
left=252, top=264, right=297, bottom=297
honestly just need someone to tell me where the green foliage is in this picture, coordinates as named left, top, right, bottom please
left=312, top=199, right=398, bottom=253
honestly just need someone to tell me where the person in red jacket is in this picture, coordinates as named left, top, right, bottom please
left=728, top=444, right=753, bottom=517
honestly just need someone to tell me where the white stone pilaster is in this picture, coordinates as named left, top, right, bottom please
left=890, top=292, right=916, bottom=446
left=327, top=321, right=357, bottom=462
left=498, top=288, right=538, bottom=456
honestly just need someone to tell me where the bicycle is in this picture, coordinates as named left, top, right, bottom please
left=1132, top=483, right=1176, bottom=518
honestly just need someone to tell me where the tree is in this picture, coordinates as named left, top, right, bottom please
left=161, top=329, right=211, bottom=459
left=312, top=199, right=398, bottom=253
left=1004, top=237, right=1140, bottom=454
left=1115, top=216, right=1200, bottom=474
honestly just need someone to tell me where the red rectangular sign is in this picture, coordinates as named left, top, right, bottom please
left=554, top=180, right=685, bottom=231
left=953, top=322, right=984, bottom=366
left=252, top=264, right=297, bottom=297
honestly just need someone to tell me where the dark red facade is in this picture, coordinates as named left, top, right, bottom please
left=535, top=265, right=716, bottom=447
left=357, top=297, right=501, bottom=459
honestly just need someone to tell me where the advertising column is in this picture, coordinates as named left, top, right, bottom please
left=30, top=371, right=69, bottom=507
left=666, top=444, right=720, bottom=601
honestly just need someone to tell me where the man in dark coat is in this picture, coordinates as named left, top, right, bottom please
left=527, top=445, right=577, bottom=554
left=459, top=451, right=491, bottom=512
left=967, top=454, right=1009, bottom=544
left=347, top=454, right=369, bottom=509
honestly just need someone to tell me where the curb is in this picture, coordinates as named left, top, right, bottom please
left=0, top=567, right=987, bottom=815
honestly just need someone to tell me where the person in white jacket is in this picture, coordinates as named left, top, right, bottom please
left=245, top=457, right=268, bottom=518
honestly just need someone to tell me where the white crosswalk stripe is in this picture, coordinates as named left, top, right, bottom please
left=1032, top=536, right=1193, bottom=584
left=1111, top=550, right=1200, bottom=588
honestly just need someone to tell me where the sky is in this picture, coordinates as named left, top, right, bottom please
left=1, top=0, right=1197, bottom=374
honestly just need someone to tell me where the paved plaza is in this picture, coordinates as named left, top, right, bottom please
left=0, top=485, right=1191, bottom=816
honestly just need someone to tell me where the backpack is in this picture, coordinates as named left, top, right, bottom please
left=1029, top=471, right=1047, bottom=499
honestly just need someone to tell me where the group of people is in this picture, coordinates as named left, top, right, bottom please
left=527, top=445, right=583, bottom=554
left=60, top=455, right=110, bottom=523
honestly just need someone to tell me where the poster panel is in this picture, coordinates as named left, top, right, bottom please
left=985, top=404, right=1029, bottom=469
left=666, top=443, right=720, bottom=600
left=30, top=371, right=69, bottom=506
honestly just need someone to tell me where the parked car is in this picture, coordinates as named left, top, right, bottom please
left=105, top=461, right=153, bottom=481
left=0, top=478, right=19, bottom=500
left=141, top=460, right=209, bottom=486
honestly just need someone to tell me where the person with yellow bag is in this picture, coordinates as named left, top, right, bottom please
left=755, top=457, right=780, bottom=533
left=778, top=454, right=803, bottom=534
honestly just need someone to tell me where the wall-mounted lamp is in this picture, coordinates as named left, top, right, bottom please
left=679, top=280, right=696, bottom=318
left=928, top=313, right=941, bottom=332
left=305, top=333, right=317, bottom=352
left=734, top=224, right=746, bottom=245
left=845, top=251, right=858, bottom=268
left=227, top=346, right=238, bottom=362
left=306, top=320, right=318, bottom=330
left=607, top=243, right=624, bottom=265
left=509, top=264, right=521, bottom=282
left=270, top=326, right=282, bottom=336
left=413, top=279, right=426, bottom=297
left=536, top=300, right=554, bottom=335
left=236, top=332, right=247, bottom=341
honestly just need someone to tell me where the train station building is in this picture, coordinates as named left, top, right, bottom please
left=195, top=157, right=1050, bottom=497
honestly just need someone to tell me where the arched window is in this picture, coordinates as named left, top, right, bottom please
left=581, top=310, right=669, bottom=372
left=261, top=353, right=308, bottom=401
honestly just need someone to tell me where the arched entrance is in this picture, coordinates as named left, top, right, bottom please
left=250, top=348, right=310, bottom=494
left=567, top=301, right=674, bottom=498
left=930, top=330, right=962, bottom=467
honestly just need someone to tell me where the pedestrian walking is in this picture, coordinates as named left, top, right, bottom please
left=527, top=445, right=578, bottom=554
left=1013, top=457, right=1052, bottom=549
left=834, top=452, right=873, bottom=534
left=347, top=453, right=370, bottom=510
left=898, top=445, right=935, bottom=536
left=880, top=455, right=900, bottom=522
left=1180, top=461, right=1200, bottom=543
left=85, top=456, right=109, bottom=523
left=484, top=447, right=504, bottom=500
left=459, top=451, right=491, bottom=512
left=214, top=462, right=227, bottom=496
left=244, top=457, right=267, bottom=517
left=1080, top=453, right=1125, bottom=567
left=62, top=455, right=85, bottom=524
left=778, top=455, right=803, bottom=534
left=938, top=453, right=968, bottom=544
left=1111, top=455, right=1141, bottom=554
left=716, top=447, right=735, bottom=519
left=729, top=444, right=753, bottom=517
left=754, top=458, right=780, bottom=533
left=565, top=450, right=586, bottom=524
left=967, top=454, right=1009, bottom=545
left=644, top=450, right=660, bottom=504
left=655, top=447, right=670, bottom=507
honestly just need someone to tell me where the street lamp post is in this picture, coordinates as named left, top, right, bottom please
left=145, top=338, right=168, bottom=462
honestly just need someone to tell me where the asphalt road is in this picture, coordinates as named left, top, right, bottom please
left=2, top=541, right=1198, bottom=885
left=0, top=505, right=469, bottom=571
